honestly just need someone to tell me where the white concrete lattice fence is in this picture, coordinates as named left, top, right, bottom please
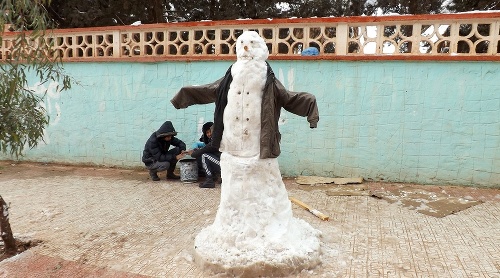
left=1, top=12, right=499, bottom=62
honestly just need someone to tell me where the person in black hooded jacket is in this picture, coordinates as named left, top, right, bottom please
left=142, top=121, right=187, bottom=181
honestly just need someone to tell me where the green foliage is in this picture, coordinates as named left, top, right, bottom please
left=1, top=0, right=72, bottom=158
left=47, top=0, right=168, bottom=28
left=375, top=0, right=445, bottom=14
left=45, top=0, right=500, bottom=28
left=446, top=0, right=500, bottom=12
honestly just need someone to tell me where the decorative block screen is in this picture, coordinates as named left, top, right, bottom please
left=1, top=13, right=499, bottom=61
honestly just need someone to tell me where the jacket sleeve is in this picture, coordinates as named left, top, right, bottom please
left=275, top=79, right=319, bottom=128
left=170, top=137, right=187, bottom=152
left=171, top=78, right=223, bottom=109
left=191, top=143, right=219, bottom=158
left=156, top=137, right=186, bottom=162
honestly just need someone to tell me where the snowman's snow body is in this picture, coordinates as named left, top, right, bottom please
left=194, top=31, right=321, bottom=276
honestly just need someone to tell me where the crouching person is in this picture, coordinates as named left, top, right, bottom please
left=190, top=124, right=221, bottom=188
left=191, top=147, right=221, bottom=188
left=192, top=122, right=214, bottom=177
left=142, top=121, right=187, bottom=181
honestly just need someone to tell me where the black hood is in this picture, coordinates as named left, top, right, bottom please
left=155, top=121, right=177, bottom=138
left=202, top=122, right=213, bottom=133
left=199, top=122, right=213, bottom=144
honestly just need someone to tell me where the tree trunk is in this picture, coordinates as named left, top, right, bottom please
left=152, top=0, right=165, bottom=23
left=0, top=195, right=17, bottom=256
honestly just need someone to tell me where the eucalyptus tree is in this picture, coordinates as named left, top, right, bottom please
left=1, top=0, right=72, bottom=256
left=0, top=195, right=16, bottom=258
left=1, top=0, right=72, bottom=158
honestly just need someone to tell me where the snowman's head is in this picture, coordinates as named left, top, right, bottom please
left=235, top=31, right=269, bottom=61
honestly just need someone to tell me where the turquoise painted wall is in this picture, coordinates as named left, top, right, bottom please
left=5, top=61, right=499, bottom=187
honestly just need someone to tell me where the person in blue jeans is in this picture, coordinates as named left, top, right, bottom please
left=142, top=121, right=187, bottom=181
left=190, top=123, right=221, bottom=188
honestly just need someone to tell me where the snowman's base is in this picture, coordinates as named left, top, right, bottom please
left=194, top=153, right=322, bottom=276
left=194, top=218, right=321, bottom=277
left=194, top=253, right=320, bottom=277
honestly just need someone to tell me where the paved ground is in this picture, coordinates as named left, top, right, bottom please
left=0, top=161, right=499, bottom=277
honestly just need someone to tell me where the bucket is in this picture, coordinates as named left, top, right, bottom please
left=179, top=156, right=198, bottom=183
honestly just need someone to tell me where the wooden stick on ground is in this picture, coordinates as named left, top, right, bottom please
left=289, top=196, right=329, bottom=221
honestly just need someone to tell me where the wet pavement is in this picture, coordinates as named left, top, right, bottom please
left=0, top=162, right=499, bottom=277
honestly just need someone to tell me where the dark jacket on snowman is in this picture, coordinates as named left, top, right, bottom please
left=171, top=63, right=319, bottom=159
left=142, top=121, right=186, bottom=166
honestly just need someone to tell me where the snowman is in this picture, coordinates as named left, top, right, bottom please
left=171, top=31, right=321, bottom=276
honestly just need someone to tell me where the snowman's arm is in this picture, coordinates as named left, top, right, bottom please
left=170, top=78, right=222, bottom=109
left=275, top=80, right=319, bottom=128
